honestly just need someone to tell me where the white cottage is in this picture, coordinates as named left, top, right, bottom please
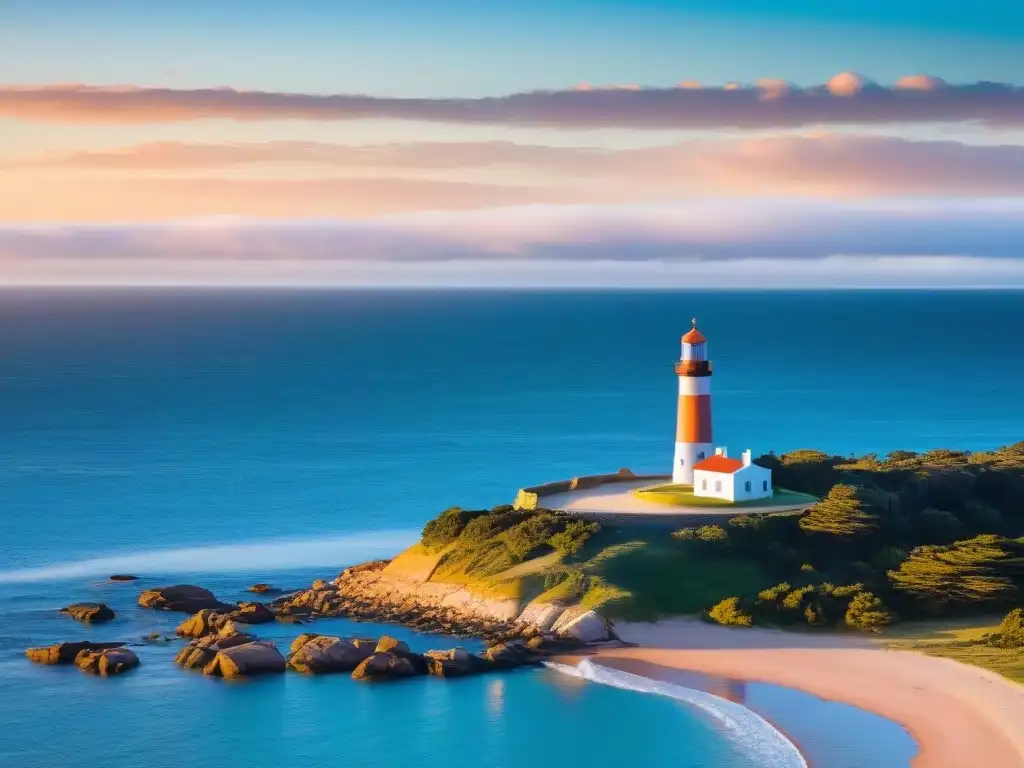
left=693, top=448, right=772, bottom=502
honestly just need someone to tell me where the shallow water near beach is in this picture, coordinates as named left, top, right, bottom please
left=3, top=288, right=1017, bottom=767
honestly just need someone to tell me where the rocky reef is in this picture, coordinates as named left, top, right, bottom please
left=138, top=584, right=234, bottom=613
left=269, top=560, right=614, bottom=646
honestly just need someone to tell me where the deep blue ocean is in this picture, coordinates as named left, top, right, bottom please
left=4, top=289, right=1020, bottom=768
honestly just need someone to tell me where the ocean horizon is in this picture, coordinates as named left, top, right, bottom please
left=3, top=288, right=1017, bottom=768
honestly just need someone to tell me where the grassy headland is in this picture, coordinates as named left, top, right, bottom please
left=403, top=441, right=1024, bottom=677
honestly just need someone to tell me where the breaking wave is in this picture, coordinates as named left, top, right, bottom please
left=0, top=529, right=418, bottom=584
left=545, top=659, right=806, bottom=768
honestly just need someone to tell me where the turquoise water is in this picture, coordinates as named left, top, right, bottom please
left=3, top=288, right=1018, bottom=768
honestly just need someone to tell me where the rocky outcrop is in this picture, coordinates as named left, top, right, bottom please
left=138, top=585, right=233, bottom=613
left=271, top=560, right=618, bottom=649
left=59, top=603, right=115, bottom=624
left=175, top=632, right=256, bottom=670
left=288, top=636, right=376, bottom=674
left=482, top=641, right=543, bottom=669
left=25, top=641, right=125, bottom=665
left=375, top=635, right=409, bottom=655
left=203, top=641, right=286, bottom=679
left=175, top=602, right=274, bottom=638
left=74, top=647, right=139, bottom=676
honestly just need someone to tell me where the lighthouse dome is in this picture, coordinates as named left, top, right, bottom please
left=681, top=319, right=706, bottom=344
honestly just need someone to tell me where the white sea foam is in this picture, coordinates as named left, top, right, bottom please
left=545, top=659, right=806, bottom=768
left=0, top=529, right=419, bottom=583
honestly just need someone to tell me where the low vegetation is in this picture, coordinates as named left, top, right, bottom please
left=413, top=441, right=1024, bottom=656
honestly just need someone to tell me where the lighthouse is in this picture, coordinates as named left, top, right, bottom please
left=672, top=318, right=714, bottom=484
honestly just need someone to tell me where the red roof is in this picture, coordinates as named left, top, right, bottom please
left=694, top=455, right=745, bottom=474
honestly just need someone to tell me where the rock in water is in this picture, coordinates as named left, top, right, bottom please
left=138, top=585, right=233, bottom=613
left=247, top=583, right=279, bottom=594
left=234, top=601, right=275, bottom=624
left=74, top=647, right=139, bottom=676
left=482, top=641, right=539, bottom=669
left=375, top=636, right=409, bottom=655
left=424, top=647, right=489, bottom=678
left=25, top=641, right=125, bottom=665
left=203, top=641, right=286, bottom=679
left=289, top=633, right=322, bottom=655
left=59, top=603, right=116, bottom=624
left=109, top=574, right=138, bottom=582
left=351, top=652, right=419, bottom=682
left=289, top=636, right=376, bottom=674
left=175, top=633, right=256, bottom=670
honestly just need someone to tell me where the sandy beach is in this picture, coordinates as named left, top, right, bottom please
left=570, top=619, right=1024, bottom=768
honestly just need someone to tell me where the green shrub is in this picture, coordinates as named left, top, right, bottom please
left=695, top=525, right=729, bottom=543
left=757, top=582, right=792, bottom=603
left=672, top=528, right=697, bottom=541
left=844, top=591, right=894, bottom=631
left=505, top=513, right=560, bottom=560
left=550, top=520, right=600, bottom=557
left=422, top=507, right=474, bottom=550
left=782, top=585, right=815, bottom=611
left=990, top=608, right=1024, bottom=648
left=707, top=597, right=753, bottom=627
left=800, top=563, right=815, bottom=573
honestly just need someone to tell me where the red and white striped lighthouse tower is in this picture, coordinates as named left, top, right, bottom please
left=672, top=318, right=714, bottom=484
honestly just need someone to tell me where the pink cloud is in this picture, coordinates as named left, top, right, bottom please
left=0, top=75, right=1022, bottom=128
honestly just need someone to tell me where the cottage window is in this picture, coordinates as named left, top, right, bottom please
left=679, top=459, right=684, bottom=466
left=715, top=480, right=722, bottom=493
left=698, top=451, right=706, bottom=460
left=763, top=480, right=768, bottom=491
left=701, top=479, right=707, bottom=490
left=745, top=481, right=751, bottom=492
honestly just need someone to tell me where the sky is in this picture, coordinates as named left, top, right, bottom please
left=1, top=0, right=1023, bottom=287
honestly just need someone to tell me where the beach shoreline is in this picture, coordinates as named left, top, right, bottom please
left=560, top=619, right=1024, bottom=768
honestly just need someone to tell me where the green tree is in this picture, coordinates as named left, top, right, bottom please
left=421, top=507, right=475, bottom=550
left=706, top=597, right=753, bottom=627
left=888, top=534, right=1024, bottom=609
left=800, top=484, right=880, bottom=537
left=845, top=592, right=894, bottom=631
left=991, top=608, right=1024, bottom=648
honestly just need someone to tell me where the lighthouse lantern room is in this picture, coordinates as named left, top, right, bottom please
left=672, top=319, right=714, bottom=484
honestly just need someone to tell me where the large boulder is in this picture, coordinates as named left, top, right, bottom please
left=175, top=602, right=273, bottom=638
left=175, top=609, right=221, bottom=638
left=26, top=641, right=124, bottom=665
left=554, top=610, right=610, bottom=643
left=525, top=634, right=586, bottom=654
left=175, top=633, right=256, bottom=670
left=203, top=641, right=286, bottom=679
left=424, top=647, right=489, bottom=678
left=351, top=652, right=419, bottom=682
left=59, top=603, right=115, bottom=624
left=138, top=585, right=233, bottom=613
left=74, top=647, right=139, bottom=676
left=375, top=636, right=409, bottom=655
left=289, top=636, right=376, bottom=674
left=233, top=601, right=275, bottom=625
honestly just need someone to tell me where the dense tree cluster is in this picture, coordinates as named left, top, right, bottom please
left=696, top=441, right=1024, bottom=630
